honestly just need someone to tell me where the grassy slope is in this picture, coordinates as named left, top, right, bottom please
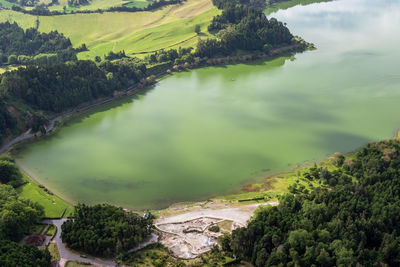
left=0, top=0, right=18, bottom=8
left=16, top=172, right=74, bottom=218
left=124, top=0, right=149, bottom=8
left=38, top=0, right=150, bottom=12
left=48, top=0, right=150, bottom=12
left=0, top=0, right=219, bottom=60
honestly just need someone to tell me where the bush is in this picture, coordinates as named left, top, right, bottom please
left=209, top=225, right=220, bottom=232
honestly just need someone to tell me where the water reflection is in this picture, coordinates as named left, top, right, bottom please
left=16, top=0, right=400, bottom=209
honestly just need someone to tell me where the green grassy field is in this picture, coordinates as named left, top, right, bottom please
left=45, top=224, right=57, bottom=236
left=0, top=0, right=18, bottom=8
left=45, top=0, right=150, bottom=13
left=16, top=172, right=74, bottom=218
left=0, top=0, right=218, bottom=60
left=48, top=243, right=61, bottom=261
left=124, top=0, right=149, bottom=8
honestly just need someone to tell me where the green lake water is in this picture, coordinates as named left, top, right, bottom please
left=16, top=0, right=400, bottom=209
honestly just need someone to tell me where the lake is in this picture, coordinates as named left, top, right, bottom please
left=16, top=0, right=400, bottom=209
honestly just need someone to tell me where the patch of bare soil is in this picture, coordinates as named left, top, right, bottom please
left=155, top=201, right=278, bottom=259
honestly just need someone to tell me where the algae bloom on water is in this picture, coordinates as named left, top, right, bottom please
left=16, top=0, right=400, bottom=210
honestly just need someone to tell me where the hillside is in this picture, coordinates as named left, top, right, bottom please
left=0, top=0, right=219, bottom=60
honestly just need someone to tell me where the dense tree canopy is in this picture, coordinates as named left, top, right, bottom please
left=0, top=239, right=51, bottom=267
left=221, top=139, right=400, bottom=266
left=0, top=22, right=78, bottom=65
left=62, top=203, right=153, bottom=257
left=0, top=59, right=146, bottom=112
left=212, top=0, right=266, bottom=9
left=0, top=156, right=22, bottom=187
left=0, top=184, right=44, bottom=241
left=0, top=180, right=49, bottom=266
left=196, top=0, right=293, bottom=58
left=0, top=101, right=17, bottom=143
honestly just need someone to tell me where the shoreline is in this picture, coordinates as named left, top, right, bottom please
left=14, top=160, right=76, bottom=208
left=1, top=43, right=312, bottom=219
left=13, top=127, right=400, bottom=219
left=0, top=42, right=308, bottom=155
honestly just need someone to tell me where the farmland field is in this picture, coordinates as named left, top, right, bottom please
left=0, top=0, right=219, bottom=60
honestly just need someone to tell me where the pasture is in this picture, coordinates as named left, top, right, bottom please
left=0, top=0, right=219, bottom=60
left=16, top=173, right=74, bottom=218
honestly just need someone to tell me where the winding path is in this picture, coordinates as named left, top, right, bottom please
left=0, top=129, right=34, bottom=154
left=41, top=219, right=115, bottom=267
left=41, top=219, right=159, bottom=266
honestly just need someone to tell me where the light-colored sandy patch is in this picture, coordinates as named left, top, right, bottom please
left=155, top=201, right=278, bottom=259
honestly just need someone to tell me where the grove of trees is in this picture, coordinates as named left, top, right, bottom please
left=0, top=59, right=147, bottom=112
left=0, top=101, right=17, bottom=144
left=0, top=22, right=78, bottom=66
left=0, top=155, right=22, bottom=187
left=0, top=165, right=49, bottom=265
left=220, top=139, right=400, bottom=266
left=195, top=0, right=293, bottom=58
left=61, top=203, right=153, bottom=257
left=0, top=165, right=51, bottom=266
left=0, top=240, right=51, bottom=266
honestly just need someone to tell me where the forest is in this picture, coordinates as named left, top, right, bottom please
left=219, top=139, right=400, bottom=266
left=212, top=0, right=267, bottom=9
left=0, top=157, right=50, bottom=266
left=61, top=203, right=153, bottom=257
left=195, top=0, right=293, bottom=58
left=0, top=59, right=146, bottom=112
left=0, top=156, right=43, bottom=241
left=0, top=155, right=23, bottom=187
left=0, top=240, right=51, bottom=267
left=0, top=22, right=79, bottom=66
left=0, top=58, right=147, bottom=144
left=0, top=101, right=17, bottom=144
